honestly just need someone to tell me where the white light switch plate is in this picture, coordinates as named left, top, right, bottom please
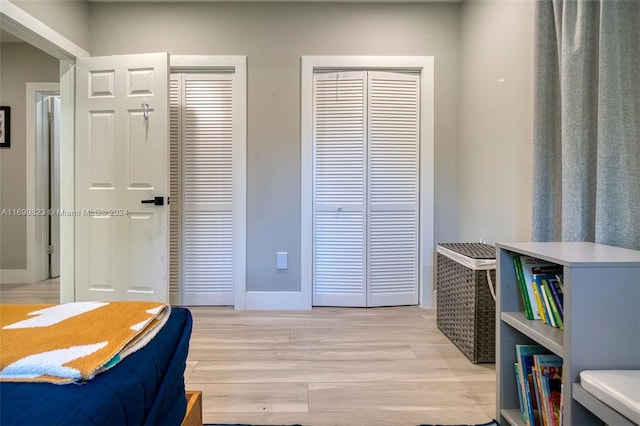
left=277, top=252, right=288, bottom=270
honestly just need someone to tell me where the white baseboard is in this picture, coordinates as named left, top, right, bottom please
left=0, top=269, right=30, bottom=284
left=244, top=291, right=311, bottom=310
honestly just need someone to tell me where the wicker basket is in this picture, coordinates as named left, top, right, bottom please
left=436, top=243, right=496, bottom=363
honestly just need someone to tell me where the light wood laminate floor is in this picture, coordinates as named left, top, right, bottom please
left=0, top=280, right=496, bottom=425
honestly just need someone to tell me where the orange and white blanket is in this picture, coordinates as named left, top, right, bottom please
left=0, top=301, right=169, bottom=384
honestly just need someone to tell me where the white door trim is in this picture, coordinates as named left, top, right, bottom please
left=301, top=56, right=435, bottom=309
left=59, top=60, right=75, bottom=302
left=0, top=4, right=84, bottom=296
left=169, top=55, right=247, bottom=309
left=0, top=1, right=88, bottom=60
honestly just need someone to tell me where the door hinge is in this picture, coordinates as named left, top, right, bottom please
left=47, top=245, right=54, bottom=255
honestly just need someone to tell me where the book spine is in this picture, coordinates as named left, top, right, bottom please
left=518, top=361, right=531, bottom=424
left=515, top=363, right=527, bottom=424
left=531, top=280, right=547, bottom=324
left=543, top=280, right=563, bottom=330
left=533, top=277, right=551, bottom=324
left=554, top=274, right=564, bottom=293
left=535, top=359, right=554, bottom=426
left=540, top=281, right=557, bottom=328
left=541, top=368, right=554, bottom=426
left=532, top=368, right=544, bottom=426
left=547, top=279, right=564, bottom=318
left=526, top=358, right=541, bottom=426
left=513, top=255, right=534, bottom=320
left=545, top=363, right=563, bottom=426
left=532, top=365, right=548, bottom=426
left=558, top=369, right=564, bottom=426
left=532, top=356, right=543, bottom=426
left=544, top=369, right=557, bottom=426
left=516, top=346, right=532, bottom=426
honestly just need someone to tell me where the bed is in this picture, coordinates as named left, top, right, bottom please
left=0, top=304, right=194, bottom=426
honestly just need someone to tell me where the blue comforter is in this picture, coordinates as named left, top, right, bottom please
left=0, top=307, right=193, bottom=426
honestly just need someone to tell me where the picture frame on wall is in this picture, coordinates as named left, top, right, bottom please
left=0, top=106, right=10, bottom=148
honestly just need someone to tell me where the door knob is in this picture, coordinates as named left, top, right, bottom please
left=141, top=196, right=164, bottom=206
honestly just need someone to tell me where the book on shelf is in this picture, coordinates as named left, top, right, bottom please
left=514, top=255, right=565, bottom=324
left=520, top=259, right=562, bottom=323
left=531, top=279, right=549, bottom=324
left=513, top=255, right=535, bottom=320
left=554, top=274, right=564, bottom=292
left=558, top=368, right=564, bottom=426
left=515, top=344, right=548, bottom=426
left=531, top=367, right=544, bottom=426
left=539, top=280, right=557, bottom=328
left=532, top=265, right=563, bottom=328
left=515, top=363, right=526, bottom=422
left=515, top=345, right=564, bottom=426
left=533, top=353, right=563, bottom=426
left=548, top=361, right=563, bottom=426
left=547, top=277, right=564, bottom=318
left=542, top=279, right=563, bottom=329
left=531, top=268, right=560, bottom=323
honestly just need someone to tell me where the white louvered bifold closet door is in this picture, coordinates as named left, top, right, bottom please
left=170, top=73, right=234, bottom=306
left=312, top=70, right=419, bottom=307
left=313, top=71, right=367, bottom=307
left=367, top=71, right=419, bottom=307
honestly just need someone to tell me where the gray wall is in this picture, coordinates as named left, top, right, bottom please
left=10, top=0, right=90, bottom=53
left=459, top=0, right=534, bottom=244
left=0, top=42, right=60, bottom=269
left=1, top=1, right=536, bottom=297
left=88, top=2, right=462, bottom=292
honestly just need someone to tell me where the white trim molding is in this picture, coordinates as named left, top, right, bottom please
left=245, top=291, right=306, bottom=310
left=300, top=55, right=436, bottom=309
left=59, top=61, right=75, bottom=303
left=0, top=0, right=89, bottom=60
left=0, top=2, right=82, bottom=299
left=0, top=269, right=30, bottom=284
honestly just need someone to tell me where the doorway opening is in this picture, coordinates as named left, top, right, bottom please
left=27, top=83, right=61, bottom=284
left=42, top=93, right=61, bottom=279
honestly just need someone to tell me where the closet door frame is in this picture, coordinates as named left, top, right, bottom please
left=301, top=56, right=435, bottom=309
left=169, top=56, right=247, bottom=309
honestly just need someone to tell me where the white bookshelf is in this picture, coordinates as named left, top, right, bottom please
left=495, top=242, right=640, bottom=425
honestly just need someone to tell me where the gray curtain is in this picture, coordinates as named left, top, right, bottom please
left=533, top=0, right=640, bottom=251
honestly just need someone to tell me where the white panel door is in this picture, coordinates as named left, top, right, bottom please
left=367, top=71, right=419, bottom=307
left=75, top=52, right=169, bottom=302
left=313, top=71, right=367, bottom=307
left=312, top=70, right=419, bottom=307
left=172, top=73, right=235, bottom=306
